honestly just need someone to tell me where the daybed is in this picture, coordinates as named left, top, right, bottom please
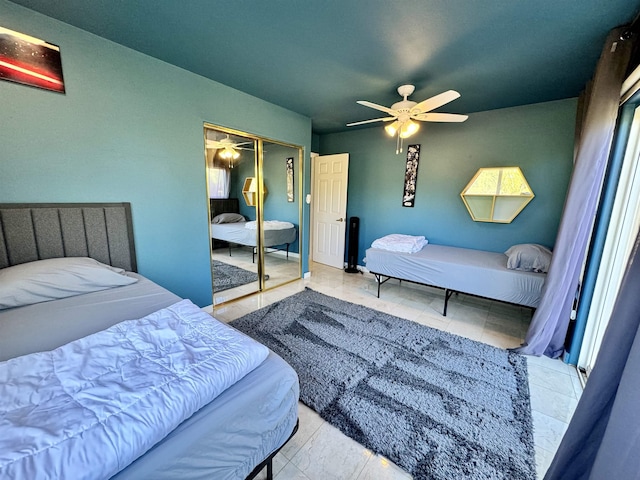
left=0, top=203, right=299, bottom=480
left=365, top=242, right=547, bottom=316
left=210, top=198, right=297, bottom=262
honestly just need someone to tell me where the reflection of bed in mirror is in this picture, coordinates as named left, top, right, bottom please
left=210, top=198, right=297, bottom=262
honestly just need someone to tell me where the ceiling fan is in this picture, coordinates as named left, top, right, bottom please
left=347, top=84, right=468, bottom=154
left=205, top=134, right=253, bottom=165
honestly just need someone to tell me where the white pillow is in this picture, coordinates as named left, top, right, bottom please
left=212, top=213, right=245, bottom=224
left=0, top=257, right=138, bottom=310
left=505, top=244, right=552, bottom=273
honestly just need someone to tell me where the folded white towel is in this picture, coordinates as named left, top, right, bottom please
left=371, top=234, right=428, bottom=254
left=245, top=220, right=295, bottom=230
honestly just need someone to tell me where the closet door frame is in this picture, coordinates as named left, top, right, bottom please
left=204, top=123, right=303, bottom=306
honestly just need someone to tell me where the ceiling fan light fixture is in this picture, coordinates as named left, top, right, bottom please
left=399, top=120, right=419, bottom=138
left=385, top=121, right=399, bottom=137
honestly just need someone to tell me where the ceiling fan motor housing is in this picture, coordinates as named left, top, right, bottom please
left=392, top=100, right=418, bottom=121
left=397, top=84, right=415, bottom=98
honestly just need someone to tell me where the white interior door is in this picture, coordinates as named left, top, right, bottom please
left=311, top=153, right=349, bottom=269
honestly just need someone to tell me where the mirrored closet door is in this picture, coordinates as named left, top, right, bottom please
left=261, top=140, right=302, bottom=292
left=204, top=124, right=302, bottom=306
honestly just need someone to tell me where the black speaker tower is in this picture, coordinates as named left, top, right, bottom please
left=345, top=216, right=360, bottom=273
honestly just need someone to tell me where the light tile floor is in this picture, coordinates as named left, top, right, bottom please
left=211, top=262, right=581, bottom=480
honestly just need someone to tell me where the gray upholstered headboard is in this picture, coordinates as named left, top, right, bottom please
left=209, top=198, right=240, bottom=219
left=0, top=203, right=137, bottom=272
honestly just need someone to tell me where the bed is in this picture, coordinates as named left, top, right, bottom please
left=365, top=243, right=547, bottom=316
left=210, top=198, right=297, bottom=262
left=0, top=203, right=299, bottom=480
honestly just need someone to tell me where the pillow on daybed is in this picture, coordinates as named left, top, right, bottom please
left=0, top=257, right=138, bottom=310
left=505, top=244, right=552, bottom=273
left=212, top=213, right=245, bottom=224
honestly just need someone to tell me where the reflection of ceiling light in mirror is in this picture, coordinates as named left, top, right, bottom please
left=219, top=146, right=240, bottom=160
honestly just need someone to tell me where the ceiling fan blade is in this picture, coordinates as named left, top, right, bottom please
left=356, top=100, right=398, bottom=116
left=413, top=112, right=469, bottom=123
left=347, top=116, right=396, bottom=127
left=411, top=90, right=461, bottom=114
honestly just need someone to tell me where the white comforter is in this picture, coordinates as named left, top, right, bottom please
left=371, top=233, right=428, bottom=254
left=0, top=299, right=269, bottom=480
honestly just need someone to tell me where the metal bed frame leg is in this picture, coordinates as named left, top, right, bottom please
left=444, top=288, right=456, bottom=317
left=266, top=459, right=273, bottom=480
left=245, top=420, right=299, bottom=480
left=373, top=273, right=393, bottom=298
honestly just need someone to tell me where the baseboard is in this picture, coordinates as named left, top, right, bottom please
left=265, top=249, right=300, bottom=260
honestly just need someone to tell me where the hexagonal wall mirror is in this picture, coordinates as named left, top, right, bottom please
left=460, top=167, right=534, bottom=223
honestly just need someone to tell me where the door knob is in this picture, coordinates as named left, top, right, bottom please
left=336, top=218, right=344, bottom=222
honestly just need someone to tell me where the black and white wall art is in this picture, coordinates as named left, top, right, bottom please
left=402, top=144, right=420, bottom=207
left=286, top=157, right=294, bottom=202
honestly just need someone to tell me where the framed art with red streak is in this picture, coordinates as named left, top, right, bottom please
left=0, top=26, right=65, bottom=93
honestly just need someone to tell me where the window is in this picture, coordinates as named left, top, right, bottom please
left=208, top=166, right=230, bottom=199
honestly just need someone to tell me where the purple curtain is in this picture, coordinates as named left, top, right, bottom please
left=544, top=230, right=640, bottom=479
left=515, top=27, right=634, bottom=357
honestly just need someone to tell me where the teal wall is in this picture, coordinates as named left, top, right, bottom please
left=0, top=1, right=312, bottom=306
left=319, top=99, right=576, bottom=263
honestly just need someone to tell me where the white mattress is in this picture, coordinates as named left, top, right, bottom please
left=365, top=244, right=546, bottom=308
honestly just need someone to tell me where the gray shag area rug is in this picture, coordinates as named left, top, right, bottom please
left=231, top=288, right=536, bottom=480
left=212, top=260, right=258, bottom=293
